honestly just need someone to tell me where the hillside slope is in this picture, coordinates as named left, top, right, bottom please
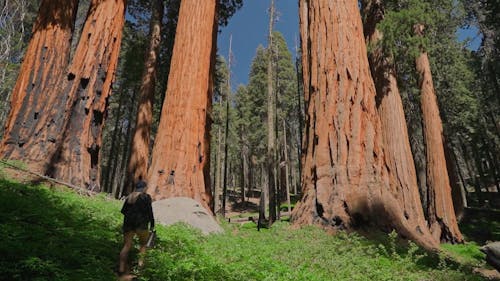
left=0, top=178, right=491, bottom=281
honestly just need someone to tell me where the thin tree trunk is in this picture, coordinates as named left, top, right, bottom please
left=443, top=138, right=466, bottom=220
left=222, top=35, right=233, bottom=217
left=460, top=138, right=484, bottom=206
left=147, top=0, right=217, bottom=211
left=126, top=0, right=164, bottom=194
left=291, top=0, right=438, bottom=250
left=49, top=0, right=126, bottom=190
left=415, top=26, right=463, bottom=242
left=214, top=126, right=222, bottom=213
left=0, top=0, right=79, bottom=169
left=102, top=86, right=126, bottom=193
left=283, top=119, right=291, bottom=215
left=266, top=0, right=277, bottom=224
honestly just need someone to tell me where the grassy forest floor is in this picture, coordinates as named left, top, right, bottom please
left=0, top=173, right=499, bottom=281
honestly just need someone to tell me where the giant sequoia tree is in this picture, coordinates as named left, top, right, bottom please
left=361, top=0, right=435, bottom=244
left=146, top=0, right=218, bottom=211
left=49, top=0, right=126, bottom=189
left=291, top=0, right=438, bottom=250
left=378, top=0, right=464, bottom=243
left=0, top=0, right=79, bottom=169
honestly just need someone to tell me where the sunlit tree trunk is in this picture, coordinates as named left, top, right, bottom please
left=0, top=0, right=78, bottom=170
left=126, top=0, right=164, bottom=194
left=146, top=0, right=218, bottom=211
left=414, top=26, right=463, bottom=242
left=266, top=0, right=277, bottom=224
left=291, top=0, right=438, bottom=250
left=48, top=0, right=126, bottom=190
left=361, top=0, right=436, bottom=244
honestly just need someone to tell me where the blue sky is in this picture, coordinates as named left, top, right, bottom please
left=217, top=0, right=299, bottom=89
left=217, top=1, right=482, bottom=90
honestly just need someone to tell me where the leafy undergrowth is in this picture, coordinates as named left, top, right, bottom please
left=0, top=178, right=491, bottom=281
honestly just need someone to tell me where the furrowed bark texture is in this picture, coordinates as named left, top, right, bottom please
left=146, top=0, right=217, bottom=211
left=362, top=0, right=437, bottom=246
left=126, top=0, right=164, bottom=194
left=0, top=0, right=78, bottom=169
left=49, top=0, right=126, bottom=189
left=416, top=49, right=463, bottom=243
left=291, top=0, right=437, bottom=250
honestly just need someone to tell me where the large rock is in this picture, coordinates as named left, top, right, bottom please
left=481, top=242, right=500, bottom=271
left=152, top=197, right=223, bottom=235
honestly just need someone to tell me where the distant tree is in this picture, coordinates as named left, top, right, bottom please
left=266, top=0, right=277, bottom=224
left=291, top=0, right=438, bottom=250
left=126, top=0, right=164, bottom=195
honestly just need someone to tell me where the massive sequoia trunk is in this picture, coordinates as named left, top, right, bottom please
left=415, top=41, right=463, bottom=243
left=126, top=0, right=164, bottom=194
left=361, top=0, right=436, bottom=244
left=146, top=0, right=217, bottom=211
left=48, top=0, right=126, bottom=189
left=0, top=0, right=78, bottom=169
left=291, top=0, right=438, bottom=250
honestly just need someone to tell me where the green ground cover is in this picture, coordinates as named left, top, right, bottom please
left=0, top=178, right=493, bottom=281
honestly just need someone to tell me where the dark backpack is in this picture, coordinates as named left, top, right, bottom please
left=123, top=193, right=150, bottom=228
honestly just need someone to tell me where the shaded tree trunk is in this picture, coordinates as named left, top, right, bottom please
left=361, top=0, right=435, bottom=245
left=291, top=0, right=438, bottom=250
left=126, top=0, right=164, bottom=194
left=415, top=31, right=463, bottom=242
left=146, top=0, right=218, bottom=211
left=0, top=0, right=79, bottom=170
left=443, top=139, right=466, bottom=220
left=48, top=0, right=126, bottom=190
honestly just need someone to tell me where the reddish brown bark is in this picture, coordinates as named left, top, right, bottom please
left=361, top=0, right=437, bottom=245
left=0, top=0, right=78, bottom=169
left=146, top=0, right=217, bottom=211
left=291, top=0, right=438, bottom=250
left=126, top=0, right=164, bottom=194
left=48, top=0, right=126, bottom=189
left=415, top=45, right=463, bottom=243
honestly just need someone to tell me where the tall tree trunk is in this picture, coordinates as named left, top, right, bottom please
left=361, top=0, right=436, bottom=245
left=291, top=0, right=438, bottom=250
left=126, top=0, right=164, bottom=194
left=415, top=26, right=463, bottom=242
left=283, top=119, right=292, bottom=215
left=214, top=126, right=222, bottom=213
left=48, top=0, right=126, bottom=190
left=0, top=0, right=79, bottom=169
left=102, top=85, right=126, bottom=193
left=222, top=35, right=233, bottom=217
left=266, top=0, right=277, bottom=224
left=443, top=139, right=466, bottom=220
left=146, top=0, right=217, bottom=211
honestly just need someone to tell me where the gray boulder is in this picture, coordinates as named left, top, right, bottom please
left=481, top=242, right=500, bottom=271
left=152, top=197, right=223, bottom=235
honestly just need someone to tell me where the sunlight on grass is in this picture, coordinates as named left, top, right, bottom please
left=0, top=178, right=490, bottom=281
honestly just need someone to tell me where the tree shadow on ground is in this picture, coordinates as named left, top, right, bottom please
left=0, top=179, right=122, bottom=281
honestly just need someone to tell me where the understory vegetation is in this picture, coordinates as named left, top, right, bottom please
left=0, top=177, right=495, bottom=281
